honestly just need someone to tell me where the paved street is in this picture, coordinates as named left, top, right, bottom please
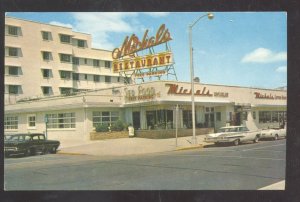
left=4, top=139, right=286, bottom=190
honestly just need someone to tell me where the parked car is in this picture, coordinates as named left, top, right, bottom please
left=4, top=133, right=60, bottom=157
left=260, top=127, right=286, bottom=140
left=204, top=126, right=261, bottom=146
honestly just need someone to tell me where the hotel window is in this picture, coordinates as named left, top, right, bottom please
left=84, top=74, right=88, bottom=80
left=42, top=31, right=51, bottom=40
left=42, top=86, right=52, bottom=95
left=8, top=25, right=19, bottom=36
left=60, top=71, right=71, bottom=79
left=42, top=69, right=51, bottom=78
left=4, top=115, right=18, bottom=130
left=27, top=115, right=36, bottom=128
left=72, top=57, right=79, bottom=65
left=117, top=77, right=121, bottom=82
left=77, top=39, right=85, bottom=48
left=7, top=47, right=19, bottom=57
left=60, top=34, right=71, bottom=43
left=46, top=113, right=76, bottom=129
left=84, top=58, right=88, bottom=64
left=72, top=73, right=79, bottom=81
left=42, top=51, right=52, bottom=61
left=92, top=111, right=119, bottom=127
left=105, top=76, right=111, bottom=83
left=105, top=61, right=111, bottom=68
left=94, top=75, right=100, bottom=82
left=93, top=59, right=100, bottom=67
left=60, top=54, right=71, bottom=63
left=8, top=85, right=19, bottom=94
left=8, top=66, right=19, bottom=76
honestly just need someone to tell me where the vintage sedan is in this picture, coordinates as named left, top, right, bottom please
left=260, top=127, right=286, bottom=140
left=4, top=133, right=60, bottom=157
left=204, top=126, right=261, bottom=146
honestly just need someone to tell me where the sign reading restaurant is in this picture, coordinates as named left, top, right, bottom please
left=112, top=24, right=174, bottom=76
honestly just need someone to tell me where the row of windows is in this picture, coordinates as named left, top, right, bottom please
left=6, top=25, right=87, bottom=48
left=42, top=52, right=112, bottom=68
left=4, top=111, right=120, bottom=130
left=6, top=83, right=120, bottom=95
left=58, top=70, right=118, bottom=83
left=5, top=48, right=111, bottom=68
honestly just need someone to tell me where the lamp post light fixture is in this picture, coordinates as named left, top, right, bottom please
left=189, top=13, right=214, bottom=145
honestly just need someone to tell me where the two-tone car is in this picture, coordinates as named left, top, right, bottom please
left=204, top=126, right=261, bottom=146
left=4, top=133, right=60, bottom=157
left=260, top=127, right=286, bottom=140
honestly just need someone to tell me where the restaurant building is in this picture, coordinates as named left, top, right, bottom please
left=4, top=80, right=286, bottom=141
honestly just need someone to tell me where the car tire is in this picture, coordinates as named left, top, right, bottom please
left=50, top=146, right=57, bottom=154
left=25, top=148, right=33, bottom=156
left=274, top=134, right=279, bottom=141
left=215, top=142, right=222, bottom=146
left=253, top=136, right=259, bottom=143
left=233, top=139, right=240, bottom=146
left=42, top=147, right=48, bottom=155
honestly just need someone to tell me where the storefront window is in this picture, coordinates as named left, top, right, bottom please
left=183, top=110, right=192, bottom=128
left=93, top=111, right=119, bottom=127
left=47, top=112, right=76, bottom=129
left=259, top=111, right=286, bottom=124
left=146, top=110, right=173, bottom=130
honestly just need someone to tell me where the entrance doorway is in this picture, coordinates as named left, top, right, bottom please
left=132, top=112, right=140, bottom=130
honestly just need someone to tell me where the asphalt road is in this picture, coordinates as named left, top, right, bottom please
left=4, top=139, right=286, bottom=190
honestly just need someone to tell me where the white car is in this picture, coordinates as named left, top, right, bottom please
left=260, top=128, right=286, bottom=140
left=204, top=126, right=261, bottom=146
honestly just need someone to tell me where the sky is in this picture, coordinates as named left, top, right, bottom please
left=6, top=12, right=287, bottom=89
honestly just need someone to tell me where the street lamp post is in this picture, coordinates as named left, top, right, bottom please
left=189, top=13, right=214, bottom=145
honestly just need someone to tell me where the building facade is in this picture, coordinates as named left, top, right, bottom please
left=5, top=16, right=126, bottom=105
left=4, top=81, right=287, bottom=142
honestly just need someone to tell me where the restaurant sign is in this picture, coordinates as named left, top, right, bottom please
left=124, top=86, right=161, bottom=102
left=165, top=84, right=229, bottom=98
left=112, top=24, right=174, bottom=77
left=113, top=52, right=172, bottom=73
left=254, top=92, right=286, bottom=100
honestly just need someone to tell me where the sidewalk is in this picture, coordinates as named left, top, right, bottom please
left=58, top=135, right=210, bottom=156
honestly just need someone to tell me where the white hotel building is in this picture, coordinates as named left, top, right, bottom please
left=4, top=17, right=287, bottom=142
left=5, top=16, right=125, bottom=104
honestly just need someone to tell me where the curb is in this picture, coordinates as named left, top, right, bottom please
left=175, top=144, right=203, bottom=151
left=57, top=151, right=87, bottom=156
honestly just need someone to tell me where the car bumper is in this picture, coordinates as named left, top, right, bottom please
left=204, top=137, right=234, bottom=143
left=4, top=149, right=26, bottom=157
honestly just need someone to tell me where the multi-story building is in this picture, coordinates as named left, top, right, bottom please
left=5, top=16, right=125, bottom=104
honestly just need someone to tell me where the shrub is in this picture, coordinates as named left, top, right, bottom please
left=111, top=120, right=124, bottom=131
left=95, top=124, right=109, bottom=132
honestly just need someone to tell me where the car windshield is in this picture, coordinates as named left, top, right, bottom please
left=218, top=127, right=239, bottom=133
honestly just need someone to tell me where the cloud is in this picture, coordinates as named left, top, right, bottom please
left=49, top=21, right=73, bottom=28
left=275, top=66, right=287, bottom=73
left=143, top=12, right=170, bottom=17
left=241, top=48, right=287, bottom=63
left=71, top=12, right=143, bottom=50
